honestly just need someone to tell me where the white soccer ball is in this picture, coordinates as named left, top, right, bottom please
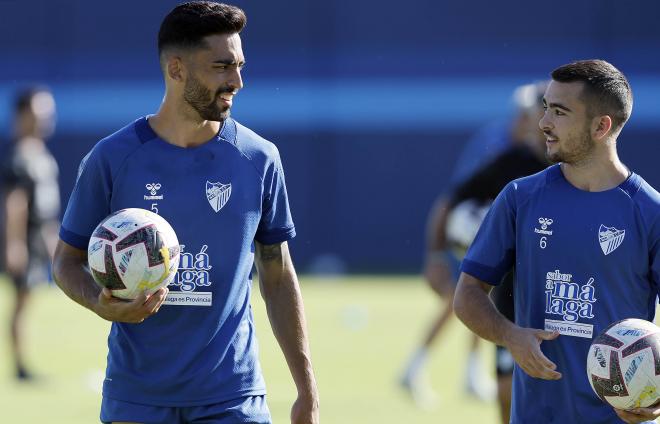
left=446, top=199, right=490, bottom=256
left=587, top=318, right=660, bottom=409
left=87, top=208, right=180, bottom=300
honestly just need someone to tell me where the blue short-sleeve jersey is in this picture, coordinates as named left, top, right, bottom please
left=462, top=164, right=660, bottom=424
left=60, top=117, right=296, bottom=406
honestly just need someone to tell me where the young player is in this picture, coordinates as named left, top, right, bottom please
left=454, top=60, right=660, bottom=423
left=52, top=2, right=319, bottom=423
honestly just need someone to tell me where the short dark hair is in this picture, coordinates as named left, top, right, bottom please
left=158, top=1, right=247, bottom=57
left=14, top=86, right=50, bottom=114
left=551, top=59, right=633, bottom=130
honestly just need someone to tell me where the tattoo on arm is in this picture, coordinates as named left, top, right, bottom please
left=258, top=243, right=283, bottom=262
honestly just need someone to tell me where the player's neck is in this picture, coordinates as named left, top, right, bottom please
left=16, top=135, right=46, bottom=148
left=149, top=102, right=222, bottom=148
left=560, top=148, right=630, bottom=192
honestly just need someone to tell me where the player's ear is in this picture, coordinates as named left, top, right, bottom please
left=591, top=115, right=612, bottom=141
left=165, top=55, right=185, bottom=83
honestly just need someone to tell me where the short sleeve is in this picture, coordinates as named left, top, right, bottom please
left=254, top=148, right=296, bottom=245
left=0, top=152, right=30, bottom=191
left=59, top=147, right=113, bottom=249
left=460, top=182, right=517, bottom=285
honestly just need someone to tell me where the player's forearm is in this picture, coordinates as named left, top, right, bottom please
left=453, top=272, right=517, bottom=347
left=4, top=187, right=28, bottom=243
left=262, top=270, right=318, bottom=397
left=426, top=197, right=450, bottom=252
left=52, top=242, right=101, bottom=313
left=255, top=241, right=318, bottom=398
left=40, top=221, right=61, bottom=259
left=4, top=187, right=29, bottom=273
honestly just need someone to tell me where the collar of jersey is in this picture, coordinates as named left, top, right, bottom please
left=549, top=163, right=642, bottom=197
left=134, top=115, right=237, bottom=147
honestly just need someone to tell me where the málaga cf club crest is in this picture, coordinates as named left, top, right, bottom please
left=598, top=224, right=625, bottom=255
left=206, top=181, right=232, bottom=213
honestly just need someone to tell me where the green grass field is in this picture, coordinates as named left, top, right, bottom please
left=0, top=275, right=498, bottom=423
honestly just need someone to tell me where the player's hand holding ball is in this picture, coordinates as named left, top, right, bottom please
left=94, top=286, right=169, bottom=323
left=87, top=208, right=180, bottom=323
left=587, top=319, right=660, bottom=423
left=614, top=404, right=660, bottom=424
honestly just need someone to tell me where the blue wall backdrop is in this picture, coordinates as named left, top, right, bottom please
left=2, top=0, right=659, bottom=272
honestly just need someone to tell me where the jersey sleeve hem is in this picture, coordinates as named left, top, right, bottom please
left=59, top=226, right=90, bottom=250
left=255, top=227, right=296, bottom=245
left=460, top=258, right=505, bottom=286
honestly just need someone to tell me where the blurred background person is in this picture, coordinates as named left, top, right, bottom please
left=440, top=81, right=549, bottom=423
left=399, top=82, right=549, bottom=417
left=1, top=87, right=60, bottom=381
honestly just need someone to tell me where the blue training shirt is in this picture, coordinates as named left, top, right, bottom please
left=60, top=116, right=296, bottom=406
left=462, top=164, right=660, bottom=424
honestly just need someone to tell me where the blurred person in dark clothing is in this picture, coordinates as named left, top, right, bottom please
left=442, top=81, right=548, bottom=423
left=1, top=87, right=60, bottom=380
left=400, top=82, right=548, bottom=420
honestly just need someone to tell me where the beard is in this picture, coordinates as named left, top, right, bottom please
left=546, top=127, right=594, bottom=165
left=183, top=73, right=231, bottom=122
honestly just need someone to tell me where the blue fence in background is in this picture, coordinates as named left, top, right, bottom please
left=2, top=0, right=659, bottom=272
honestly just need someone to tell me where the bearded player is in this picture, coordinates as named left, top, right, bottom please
left=52, top=2, right=319, bottom=423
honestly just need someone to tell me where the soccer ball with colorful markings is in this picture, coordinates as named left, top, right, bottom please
left=87, top=208, right=180, bottom=300
left=587, top=318, right=660, bottom=409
